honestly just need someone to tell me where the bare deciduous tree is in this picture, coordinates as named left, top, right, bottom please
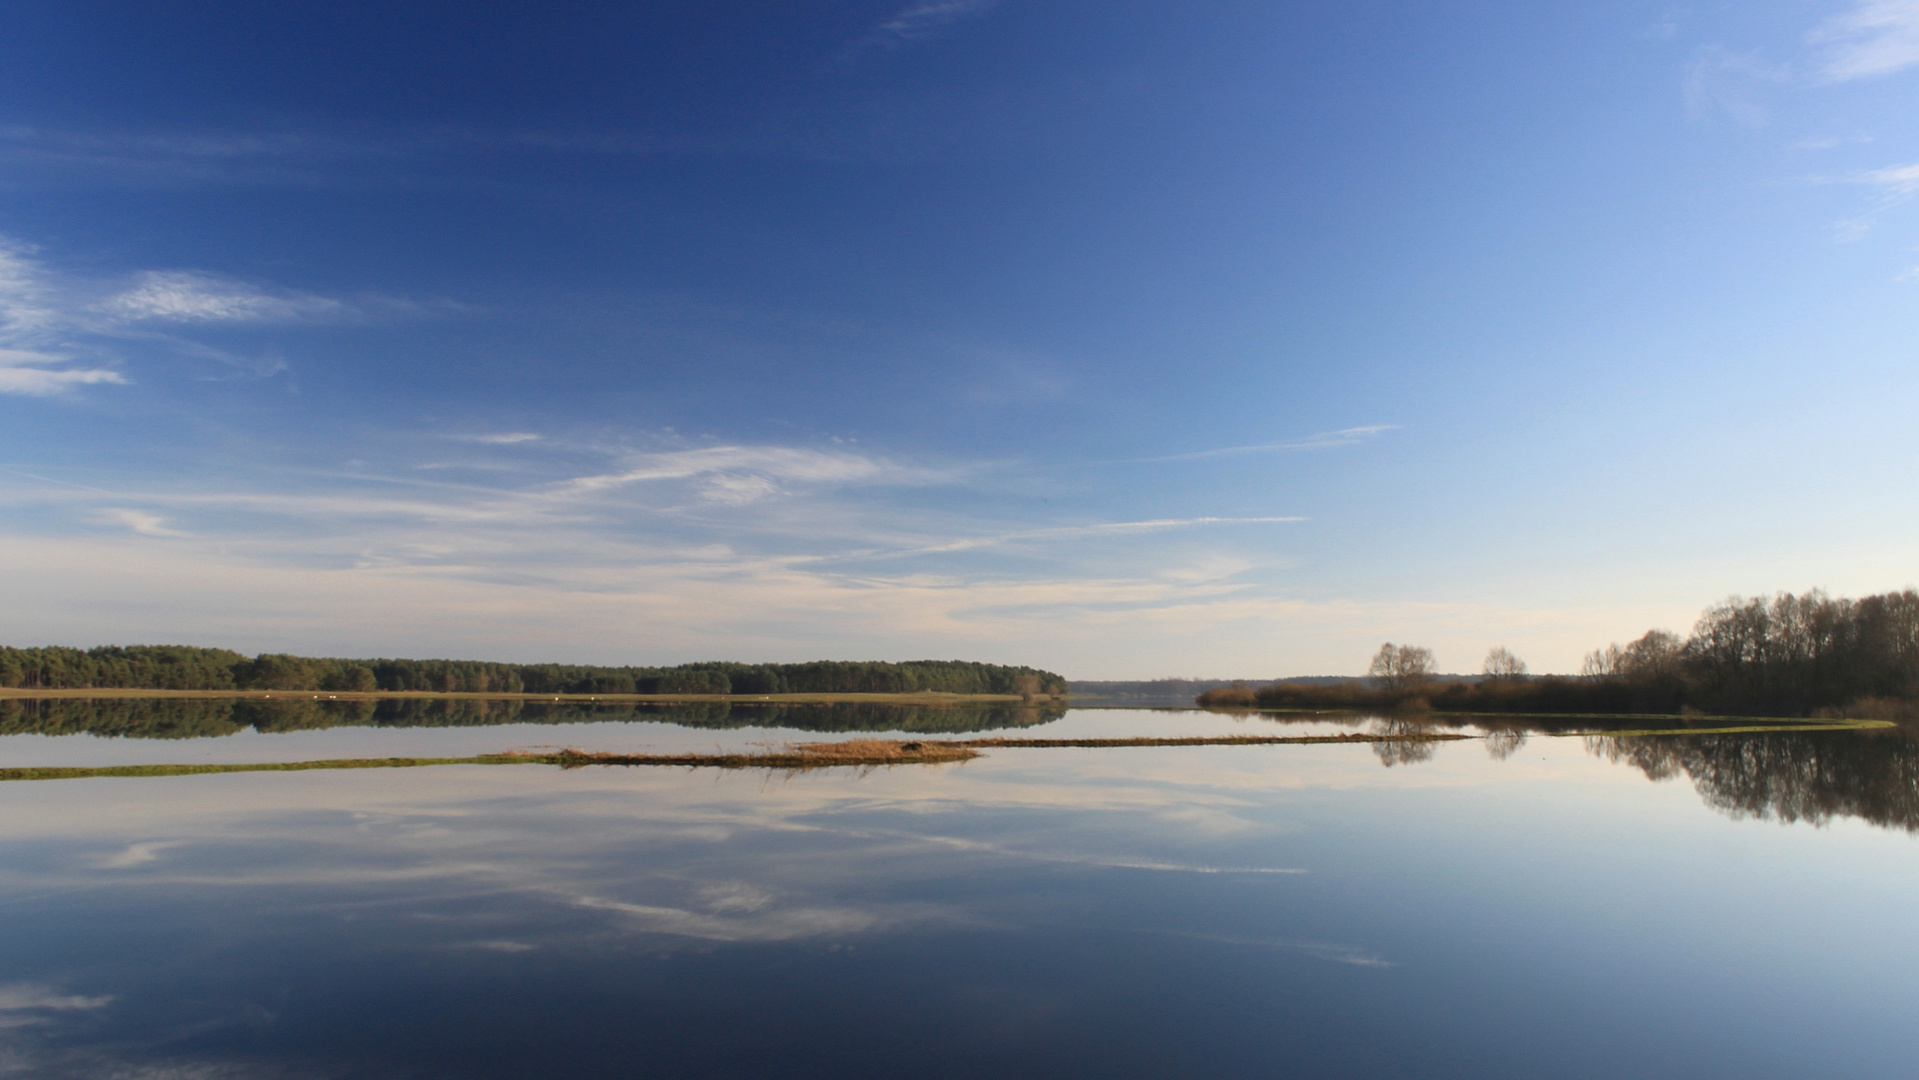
left=1582, top=643, right=1624, bottom=679
left=1368, top=643, right=1435, bottom=692
left=1622, top=629, right=1682, bottom=679
left=1583, top=630, right=1681, bottom=681
left=1482, top=647, right=1527, bottom=680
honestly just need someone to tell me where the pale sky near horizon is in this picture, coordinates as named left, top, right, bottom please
left=3, top=1, right=1917, bottom=678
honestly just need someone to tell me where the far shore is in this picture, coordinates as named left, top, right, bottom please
left=0, top=688, right=1055, bottom=705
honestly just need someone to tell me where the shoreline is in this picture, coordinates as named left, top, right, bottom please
left=0, top=688, right=1053, bottom=705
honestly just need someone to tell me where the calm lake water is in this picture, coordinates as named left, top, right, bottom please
left=0, top=700, right=1915, bottom=1078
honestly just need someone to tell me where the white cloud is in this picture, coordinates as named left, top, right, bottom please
left=0, top=356, right=125, bottom=395
left=0, top=233, right=440, bottom=394
left=1638, top=13, right=1683, bottom=41
left=844, top=0, right=1000, bottom=58
left=102, top=270, right=350, bottom=324
left=1826, top=161, right=1919, bottom=240
left=0, top=449, right=1357, bottom=675
left=0, top=985, right=112, bottom=1012
left=466, top=432, right=542, bottom=444
left=897, top=517, right=1303, bottom=557
left=697, top=473, right=784, bottom=505
left=95, top=841, right=186, bottom=868
left=0, top=244, right=123, bottom=394
left=554, top=445, right=929, bottom=497
left=0, top=244, right=57, bottom=336
left=1794, top=133, right=1876, bottom=150
left=94, top=508, right=186, bottom=537
left=1860, top=160, right=1919, bottom=196
left=458, top=940, right=537, bottom=952
left=573, top=893, right=892, bottom=942
left=1683, top=47, right=1785, bottom=127
left=1138, top=425, right=1395, bottom=463
left=0, top=518, right=1633, bottom=678
left=1156, top=555, right=1258, bottom=585
left=1811, top=0, right=1919, bottom=81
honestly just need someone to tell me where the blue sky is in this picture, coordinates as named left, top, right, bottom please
left=2, top=0, right=1917, bottom=677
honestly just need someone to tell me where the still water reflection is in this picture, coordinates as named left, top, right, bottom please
left=0, top=703, right=1914, bottom=1078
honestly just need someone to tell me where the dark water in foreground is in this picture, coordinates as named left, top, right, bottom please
left=0, top=703, right=1915, bottom=1078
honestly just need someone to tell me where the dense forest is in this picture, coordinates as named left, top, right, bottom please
left=0, top=697, right=1064, bottom=740
left=1201, top=588, right=1919, bottom=718
left=0, top=647, right=1066, bottom=699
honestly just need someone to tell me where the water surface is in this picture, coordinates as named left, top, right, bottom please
left=0, top=702, right=1913, bottom=1078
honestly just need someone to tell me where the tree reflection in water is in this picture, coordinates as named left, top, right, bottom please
left=1484, top=728, right=1529, bottom=761
left=1586, top=731, right=1919, bottom=833
left=1369, top=718, right=1439, bottom=766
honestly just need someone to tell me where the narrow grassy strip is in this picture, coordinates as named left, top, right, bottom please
left=0, top=723, right=1889, bottom=784
left=0, top=755, right=533, bottom=782
left=1548, top=720, right=1896, bottom=738
left=951, top=733, right=1470, bottom=748
left=0, top=740, right=983, bottom=782
left=1241, top=707, right=1890, bottom=722
left=555, top=739, right=979, bottom=768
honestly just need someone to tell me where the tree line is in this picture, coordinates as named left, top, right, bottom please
left=0, top=696, right=1065, bottom=740
left=1200, top=587, right=1919, bottom=718
left=0, top=646, right=1067, bottom=699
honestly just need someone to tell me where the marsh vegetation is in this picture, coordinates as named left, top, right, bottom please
left=0, top=730, right=1480, bottom=783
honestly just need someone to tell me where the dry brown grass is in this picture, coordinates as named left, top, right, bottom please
left=0, top=731, right=1480, bottom=785
left=955, top=732, right=1470, bottom=749
left=790, top=738, right=979, bottom=763
left=550, top=738, right=979, bottom=770
left=1194, top=685, right=1259, bottom=707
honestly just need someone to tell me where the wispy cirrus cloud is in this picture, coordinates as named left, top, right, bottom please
left=1811, top=0, right=1919, bottom=81
left=895, top=517, right=1304, bottom=557
left=0, top=436, right=1354, bottom=673
left=93, top=508, right=187, bottom=537
left=0, top=123, right=673, bottom=190
left=842, top=0, right=1001, bottom=60
left=1821, top=160, right=1919, bottom=241
left=0, top=241, right=123, bottom=393
left=0, top=233, right=441, bottom=394
left=573, top=892, right=903, bottom=942
left=0, top=350, right=124, bottom=395
left=0, top=985, right=112, bottom=1012
left=102, top=270, right=354, bottom=324
left=1858, top=160, right=1919, bottom=196
left=1135, top=425, right=1395, bottom=464
left=553, top=445, right=950, bottom=504
left=1683, top=47, right=1788, bottom=127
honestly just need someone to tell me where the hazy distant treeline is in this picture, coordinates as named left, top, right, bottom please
left=0, top=646, right=1066, bottom=698
left=1203, top=588, right=1919, bottom=718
